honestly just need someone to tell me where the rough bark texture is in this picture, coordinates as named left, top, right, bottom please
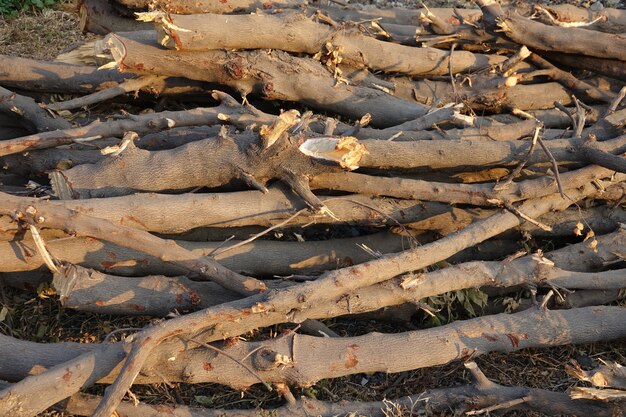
left=107, top=32, right=430, bottom=127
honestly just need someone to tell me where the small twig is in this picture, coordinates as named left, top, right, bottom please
left=539, top=290, right=555, bottom=309
left=449, top=43, right=458, bottom=101
left=465, top=361, right=496, bottom=390
left=466, top=396, right=530, bottom=415
left=572, top=96, right=587, bottom=138
left=323, top=117, right=338, bottom=136
left=205, top=235, right=236, bottom=257
left=554, top=101, right=578, bottom=132
left=503, top=202, right=552, bottom=232
left=184, top=337, right=272, bottom=391
left=605, top=86, right=626, bottom=117
left=536, top=136, right=565, bottom=198
left=47, top=76, right=165, bottom=111
left=324, top=196, right=419, bottom=248
left=213, top=208, right=309, bottom=256
left=498, top=45, right=531, bottom=75
left=493, top=126, right=540, bottom=191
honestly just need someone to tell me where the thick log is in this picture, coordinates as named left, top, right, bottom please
left=79, top=0, right=151, bottom=34
left=543, top=52, right=626, bottom=82
left=117, top=0, right=301, bottom=13
left=153, top=13, right=506, bottom=77
left=0, top=192, right=267, bottom=295
left=0, top=188, right=445, bottom=236
left=0, top=342, right=126, bottom=417
left=0, top=54, right=134, bottom=94
left=1, top=306, right=625, bottom=389
left=0, top=231, right=411, bottom=276
left=0, top=86, right=71, bottom=132
left=106, top=32, right=430, bottom=127
left=478, top=0, right=626, bottom=61
left=52, top=130, right=626, bottom=198
left=392, top=77, right=578, bottom=112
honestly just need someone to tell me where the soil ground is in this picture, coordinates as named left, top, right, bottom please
left=0, top=1, right=624, bottom=416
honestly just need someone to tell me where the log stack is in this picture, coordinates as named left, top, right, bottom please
left=0, top=0, right=625, bottom=415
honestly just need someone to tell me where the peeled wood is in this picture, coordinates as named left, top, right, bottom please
left=106, top=32, right=429, bottom=127
left=154, top=13, right=506, bottom=77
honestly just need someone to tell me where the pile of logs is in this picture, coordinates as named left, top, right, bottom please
left=0, top=0, right=625, bottom=415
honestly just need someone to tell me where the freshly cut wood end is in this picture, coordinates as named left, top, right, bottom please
left=299, top=136, right=368, bottom=170
left=55, top=39, right=109, bottom=66
left=105, top=34, right=127, bottom=71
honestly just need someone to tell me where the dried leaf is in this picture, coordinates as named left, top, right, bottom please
left=573, top=222, right=584, bottom=236
left=587, top=239, right=598, bottom=253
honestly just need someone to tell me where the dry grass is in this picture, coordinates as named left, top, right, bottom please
left=0, top=2, right=96, bottom=61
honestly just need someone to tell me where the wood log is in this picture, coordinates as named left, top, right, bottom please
left=49, top=234, right=626, bottom=316
left=68, top=185, right=602, bottom=415
left=0, top=342, right=126, bottom=417
left=106, top=32, right=431, bottom=127
left=477, top=0, right=626, bottom=61
left=1, top=306, right=625, bottom=389
left=0, top=188, right=446, bottom=236
left=0, top=191, right=267, bottom=295
left=58, top=382, right=626, bottom=417
left=50, top=129, right=626, bottom=198
left=0, top=86, right=71, bottom=132
left=0, top=231, right=411, bottom=276
left=116, top=0, right=302, bottom=13
left=152, top=13, right=507, bottom=76
left=0, top=91, right=267, bottom=157
left=79, top=0, right=151, bottom=34
left=0, top=54, right=134, bottom=94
